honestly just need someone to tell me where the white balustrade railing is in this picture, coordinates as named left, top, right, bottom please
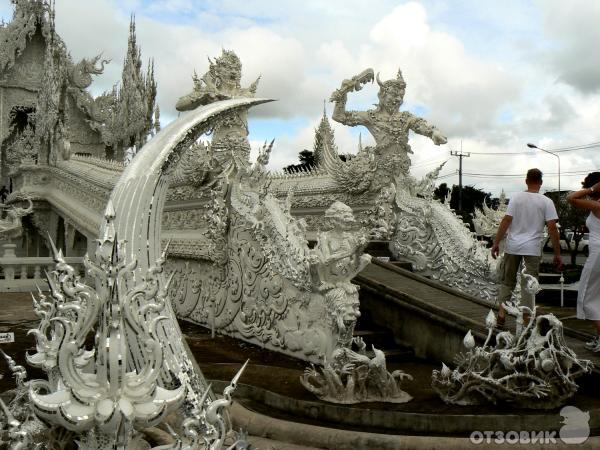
left=0, top=255, right=85, bottom=292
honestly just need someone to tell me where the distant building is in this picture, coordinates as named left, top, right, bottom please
left=0, top=0, right=157, bottom=185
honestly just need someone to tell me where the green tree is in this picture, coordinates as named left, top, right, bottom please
left=434, top=183, right=491, bottom=228
left=283, top=149, right=315, bottom=173
left=299, top=149, right=315, bottom=166
left=557, top=196, right=589, bottom=265
left=434, top=182, right=451, bottom=203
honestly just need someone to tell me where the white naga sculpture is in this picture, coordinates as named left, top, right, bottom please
left=326, top=68, right=447, bottom=193
left=432, top=272, right=593, bottom=409
left=377, top=165, right=502, bottom=302
left=0, top=196, right=33, bottom=241
left=0, top=98, right=267, bottom=449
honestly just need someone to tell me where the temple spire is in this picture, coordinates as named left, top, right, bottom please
left=313, top=105, right=336, bottom=167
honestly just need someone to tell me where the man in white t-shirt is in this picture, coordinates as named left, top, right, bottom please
left=491, top=168, right=562, bottom=325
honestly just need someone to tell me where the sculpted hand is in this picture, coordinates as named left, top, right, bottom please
left=330, top=69, right=374, bottom=102
left=353, top=336, right=366, bottom=353
left=432, top=130, right=447, bottom=145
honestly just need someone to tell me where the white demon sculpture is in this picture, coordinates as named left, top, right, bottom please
left=325, top=68, right=447, bottom=193
left=299, top=202, right=413, bottom=404
left=168, top=52, right=376, bottom=365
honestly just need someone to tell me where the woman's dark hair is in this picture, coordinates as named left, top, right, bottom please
left=582, top=171, right=600, bottom=199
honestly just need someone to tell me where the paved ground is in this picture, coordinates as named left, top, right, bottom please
left=2, top=278, right=599, bottom=449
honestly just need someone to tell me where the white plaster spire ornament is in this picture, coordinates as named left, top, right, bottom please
left=27, top=203, right=186, bottom=446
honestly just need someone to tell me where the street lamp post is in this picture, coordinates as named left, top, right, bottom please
left=526, top=142, right=561, bottom=204
left=527, top=143, right=562, bottom=247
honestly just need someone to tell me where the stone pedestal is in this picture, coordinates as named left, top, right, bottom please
left=2, top=242, right=17, bottom=258
left=2, top=242, right=17, bottom=280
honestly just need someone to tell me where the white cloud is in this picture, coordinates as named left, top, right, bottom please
left=538, top=0, right=600, bottom=94
left=2, top=0, right=600, bottom=196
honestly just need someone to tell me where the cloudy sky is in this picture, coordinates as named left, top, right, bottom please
left=2, top=0, right=600, bottom=196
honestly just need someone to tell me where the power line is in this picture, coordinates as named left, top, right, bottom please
left=468, top=151, right=532, bottom=155
left=434, top=169, right=598, bottom=182
left=462, top=169, right=597, bottom=178
left=463, top=141, right=600, bottom=156
left=549, top=142, right=600, bottom=152
left=435, top=171, right=457, bottom=180
left=412, top=157, right=448, bottom=168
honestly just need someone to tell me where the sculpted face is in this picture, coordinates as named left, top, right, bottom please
left=342, top=296, right=361, bottom=325
left=379, top=85, right=404, bottom=112
left=216, top=62, right=241, bottom=88
left=325, top=201, right=356, bottom=231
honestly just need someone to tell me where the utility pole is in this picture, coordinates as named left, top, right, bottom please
left=450, top=145, right=470, bottom=212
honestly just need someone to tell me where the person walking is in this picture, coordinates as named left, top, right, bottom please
left=491, top=168, right=562, bottom=326
left=566, top=172, right=600, bottom=351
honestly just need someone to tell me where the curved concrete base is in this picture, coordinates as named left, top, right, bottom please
left=230, top=401, right=600, bottom=450
left=212, top=380, right=600, bottom=436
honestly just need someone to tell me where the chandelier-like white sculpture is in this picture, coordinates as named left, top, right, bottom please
left=432, top=302, right=593, bottom=409
left=28, top=205, right=186, bottom=445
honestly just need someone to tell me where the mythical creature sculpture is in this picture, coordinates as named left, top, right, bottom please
left=301, top=336, right=412, bottom=404
left=169, top=158, right=372, bottom=363
left=432, top=275, right=593, bottom=410
left=175, top=50, right=260, bottom=174
left=68, top=54, right=110, bottom=89
left=325, top=68, right=447, bottom=193
left=385, top=165, right=501, bottom=302
left=0, top=195, right=33, bottom=241
left=473, top=191, right=507, bottom=238
left=299, top=203, right=412, bottom=404
left=168, top=55, right=374, bottom=364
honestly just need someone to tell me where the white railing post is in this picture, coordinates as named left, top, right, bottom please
left=0, top=256, right=84, bottom=292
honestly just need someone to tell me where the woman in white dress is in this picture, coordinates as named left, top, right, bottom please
left=567, top=172, right=600, bottom=351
